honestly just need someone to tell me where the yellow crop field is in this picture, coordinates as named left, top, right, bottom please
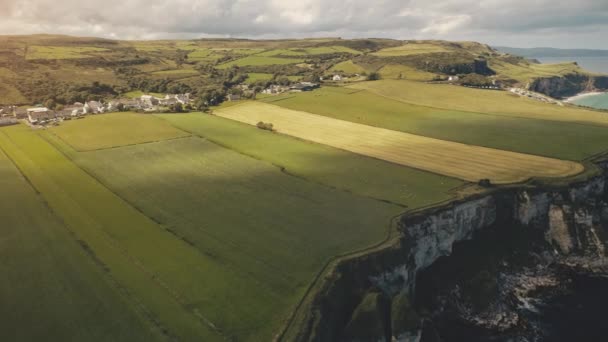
left=216, top=102, right=584, bottom=183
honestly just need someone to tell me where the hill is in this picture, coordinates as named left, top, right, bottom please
left=1, top=35, right=606, bottom=106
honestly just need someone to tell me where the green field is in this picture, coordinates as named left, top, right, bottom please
left=490, top=59, right=584, bottom=83
left=51, top=113, right=190, bottom=151
left=377, top=64, right=437, bottom=81
left=0, top=120, right=404, bottom=340
left=245, top=73, right=302, bottom=84
left=217, top=56, right=305, bottom=69
left=372, top=43, right=450, bottom=57
left=349, top=80, right=608, bottom=126
left=261, top=86, right=608, bottom=160
left=151, top=68, right=200, bottom=77
left=0, top=145, right=161, bottom=342
left=330, top=60, right=367, bottom=74
left=123, top=90, right=166, bottom=99
left=159, top=113, right=463, bottom=207
left=26, top=45, right=109, bottom=59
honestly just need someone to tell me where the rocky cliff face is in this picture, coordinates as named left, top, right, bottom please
left=287, top=172, right=608, bottom=342
left=528, top=74, right=608, bottom=98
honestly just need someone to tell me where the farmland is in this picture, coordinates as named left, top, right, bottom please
left=215, top=102, right=583, bottom=183
left=217, top=56, right=305, bottom=69
left=3, top=34, right=608, bottom=342
left=0, top=119, right=405, bottom=341
left=348, top=80, right=608, bottom=126
left=158, top=113, right=463, bottom=207
left=262, top=86, right=608, bottom=161
left=0, top=145, right=161, bottom=342
left=372, top=42, right=451, bottom=57
left=51, top=113, right=190, bottom=151
left=25, top=45, right=109, bottom=60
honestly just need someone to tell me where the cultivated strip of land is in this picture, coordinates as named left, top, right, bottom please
left=0, top=145, right=162, bottom=342
left=216, top=102, right=584, bottom=183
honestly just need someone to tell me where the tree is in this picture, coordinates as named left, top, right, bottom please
left=44, top=98, right=56, bottom=109
left=367, top=72, right=381, bottom=81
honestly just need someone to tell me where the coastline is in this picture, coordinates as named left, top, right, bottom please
left=564, top=91, right=607, bottom=103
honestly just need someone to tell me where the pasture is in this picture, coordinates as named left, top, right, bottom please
left=330, top=60, right=367, bottom=74
left=1, top=120, right=404, bottom=341
left=25, top=45, right=108, bottom=60
left=217, top=56, right=305, bottom=69
left=377, top=64, right=437, bottom=81
left=349, top=80, right=608, bottom=126
left=245, top=73, right=301, bottom=84
left=490, top=59, right=584, bottom=83
left=372, top=43, right=450, bottom=57
left=262, top=86, right=608, bottom=161
left=159, top=113, right=463, bottom=207
left=50, top=131, right=402, bottom=341
left=216, top=102, right=584, bottom=183
left=50, top=113, right=189, bottom=151
left=0, top=145, right=160, bottom=342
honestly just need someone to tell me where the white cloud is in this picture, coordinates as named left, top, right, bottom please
left=0, top=0, right=606, bottom=48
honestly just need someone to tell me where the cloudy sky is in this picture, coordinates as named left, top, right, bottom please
left=1, top=0, right=607, bottom=48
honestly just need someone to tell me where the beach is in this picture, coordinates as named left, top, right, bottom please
left=564, top=91, right=607, bottom=103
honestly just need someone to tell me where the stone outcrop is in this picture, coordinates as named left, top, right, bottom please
left=284, top=171, right=608, bottom=341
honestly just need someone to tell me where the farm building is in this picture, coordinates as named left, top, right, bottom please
left=27, top=107, right=52, bottom=124
left=332, top=75, right=342, bottom=81
left=448, top=76, right=460, bottom=82
left=289, top=82, right=319, bottom=92
left=141, top=95, right=160, bottom=108
left=84, top=101, right=104, bottom=114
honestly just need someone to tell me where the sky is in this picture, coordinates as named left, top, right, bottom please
left=1, top=0, right=607, bottom=49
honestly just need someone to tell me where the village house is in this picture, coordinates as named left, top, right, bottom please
left=332, top=75, right=342, bottom=81
left=262, top=85, right=290, bottom=95
left=227, top=94, right=241, bottom=102
left=140, top=95, right=160, bottom=108
left=289, top=82, right=319, bottom=92
left=84, top=101, right=104, bottom=114
left=14, top=107, right=27, bottom=119
left=27, top=107, right=52, bottom=124
left=448, top=75, right=460, bottom=82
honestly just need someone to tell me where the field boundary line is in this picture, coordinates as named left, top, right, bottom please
left=158, top=116, right=411, bottom=208
left=0, top=132, right=176, bottom=341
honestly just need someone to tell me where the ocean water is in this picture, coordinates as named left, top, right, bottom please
left=571, top=93, right=608, bottom=110
left=536, top=56, right=608, bottom=74
left=535, top=56, right=608, bottom=110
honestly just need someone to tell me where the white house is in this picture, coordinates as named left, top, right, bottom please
left=27, top=107, right=51, bottom=124
left=84, top=101, right=104, bottom=114
left=332, top=75, right=342, bottom=81
left=448, top=76, right=460, bottom=82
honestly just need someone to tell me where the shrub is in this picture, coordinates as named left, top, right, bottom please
left=256, top=121, right=274, bottom=131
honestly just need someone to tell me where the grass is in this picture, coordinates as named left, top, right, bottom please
left=0, top=126, right=225, bottom=341
left=257, top=46, right=360, bottom=57
left=0, top=146, right=161, bottom=342
left=372, top=43, right=450, bottom=57
left=123, top=90, right=165, bottom=99
left=348, top=80, right=608, bottom=127
left=215, top=102, right=583, bottom=183
left=26, top=45, right=108, bottom=60
left=261, top=87, right=608, bottom=161
left=48, top=130, right=403, bottom=341
left=378, top=64, right=437, bottom=81
left=158, top=113, right=463, bottom=207
left=217, top=56, right=305, bottom=69
left=151, top=68, right=199, bottom=77
left=245, top=73, right=301, bottom=84
left=330, top=60, right=367, bottom=74
left=50, top=113, right=190, bottom=151
left=490, top=59, right=584, bottom=83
